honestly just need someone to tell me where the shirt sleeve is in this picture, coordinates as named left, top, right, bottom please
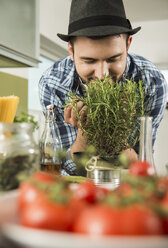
left=145, top=76, right=168, bottom=147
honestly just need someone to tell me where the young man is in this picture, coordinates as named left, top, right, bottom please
left=39, top=0, right=167, bottom=175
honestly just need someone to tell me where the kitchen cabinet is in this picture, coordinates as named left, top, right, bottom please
left=0, top=0, right=40, bottom=67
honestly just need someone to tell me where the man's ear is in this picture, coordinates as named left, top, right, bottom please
left=127, top=36, right=132, bottom=51
left=68, top=41, right=74, bottom=61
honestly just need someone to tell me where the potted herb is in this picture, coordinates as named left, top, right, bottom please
left=66, top=76, right=146, bottom=178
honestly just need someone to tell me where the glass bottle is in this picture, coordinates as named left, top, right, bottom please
left=139, top=116, right=156, bottom=172
left=40, top=104, right=62, bottom=174
left=0, top=122, right=39, bottom=191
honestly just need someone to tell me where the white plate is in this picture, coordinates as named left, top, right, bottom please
left=0, top=190, right=168, bottom=248
left=2, top=223, right=168, bottom=248
left=0, top=190, right=19, bottom=226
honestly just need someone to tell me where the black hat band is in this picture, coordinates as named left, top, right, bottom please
left=68, top=15, right=132, bottom=34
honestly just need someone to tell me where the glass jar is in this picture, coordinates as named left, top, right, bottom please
left=0, top=122, right=39, bottom=191
left=139, top=116, right=156, bottom=173
left=39, top=105, right=62, bottom=175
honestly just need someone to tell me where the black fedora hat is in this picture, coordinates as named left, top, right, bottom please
left=57, top=0, right=141, bottom=42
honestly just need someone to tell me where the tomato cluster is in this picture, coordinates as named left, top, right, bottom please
left=18, top=162, right=168, bottom=236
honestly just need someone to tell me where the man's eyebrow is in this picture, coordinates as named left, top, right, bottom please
left=80, top=53, right=123, bottom=60
left=80, top=56, right=97, bottom=60
left=107, top=53, right=123, bottom=59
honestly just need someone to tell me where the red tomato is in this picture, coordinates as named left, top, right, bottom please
left=73, top=203, right=163, bottom=236
left=73, top=204, right=121, bottom=235
left=67, top=198, right=89, bottom=231
left=72, top=181, right=97, bottom=203
left=161, top=192, right=168, bottom=208
left=95, top=186, right=109, bottom=201
left=159, top=192, right=168, bottom=234
left=18, top=171, right=57, bottom=211
left=20, top=200, right=71, bottom=231
left=129, top=160, right=155, bottom=177
left=32, top=171, right=56, bottom=183
left=120, top=204, right=163, bottom=235
left=117, top=182, right=133, bottom=197
left=18, top=182, right=47, bottom=211
left=157, top=177, right=168, bottom=196
left=161, top=217, right=168, bottom=235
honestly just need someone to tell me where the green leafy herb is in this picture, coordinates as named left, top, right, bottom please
left=66, top=76, right=146, bottom=158
left=14, top=112, right=39, bottom=131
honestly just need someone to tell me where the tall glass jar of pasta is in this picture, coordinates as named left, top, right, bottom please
left=0, top=122, right=39, bottom=191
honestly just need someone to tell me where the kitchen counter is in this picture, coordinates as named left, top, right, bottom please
left=0, top=234, right=23, bottom=248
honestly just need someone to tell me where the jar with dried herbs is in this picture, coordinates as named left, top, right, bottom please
left=0, top=122, right=39, bottom=191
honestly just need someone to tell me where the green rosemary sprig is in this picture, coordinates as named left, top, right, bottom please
left=65, top=76, right=145, bottom=158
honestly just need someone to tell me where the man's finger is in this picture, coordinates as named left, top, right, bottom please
left=79, top=105, right=87, bottom=120
left=71, top=108, right=78, bottom=127
left=64, top=105, right=72, bottom=123
left=76, top=101, right=84, bottom=111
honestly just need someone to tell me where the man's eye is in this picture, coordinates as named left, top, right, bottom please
left=107, top=57, right=120, bottom=63
left=84, top=60, right=95, bottom=64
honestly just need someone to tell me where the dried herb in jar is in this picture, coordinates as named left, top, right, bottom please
left=0, top=153, right=38, bottom=191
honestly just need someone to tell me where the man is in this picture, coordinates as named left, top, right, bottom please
left=39, top=0, right=167, bottom=175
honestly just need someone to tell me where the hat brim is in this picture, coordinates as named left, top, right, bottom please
left=57, top=25, right=141, bottom=42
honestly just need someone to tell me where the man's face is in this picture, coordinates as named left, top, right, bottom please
left=68, top=35, right=132, bottom=83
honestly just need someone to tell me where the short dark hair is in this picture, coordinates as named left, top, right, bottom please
left=70, top=33, right=130, bottom=50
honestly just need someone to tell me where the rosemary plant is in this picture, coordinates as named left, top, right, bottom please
left=66, top=76, right=145, bottom=159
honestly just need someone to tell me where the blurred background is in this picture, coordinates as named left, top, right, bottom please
left=0, top=0, right=168, bottom=175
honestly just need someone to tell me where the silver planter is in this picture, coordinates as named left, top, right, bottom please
left=86, top=156, right=121, bottom=189
left=87, top=167, right=121, bottom=189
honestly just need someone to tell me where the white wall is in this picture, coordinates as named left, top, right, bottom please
left=124, top=0, right=168, bottom=23
left=124, top=0, right=168, bottom=67
left=0, top=68, right=29, bottom=79
left=154, top=110, right=168, bottom=176
left=129, top=20, right=168, bottom=67
left=39, top=0, right=71, bottom=51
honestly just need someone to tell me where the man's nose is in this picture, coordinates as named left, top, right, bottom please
left=94, top=62, right=109, bottom=81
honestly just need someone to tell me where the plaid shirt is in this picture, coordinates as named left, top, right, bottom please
left=39, top=53, right=168, bottom=175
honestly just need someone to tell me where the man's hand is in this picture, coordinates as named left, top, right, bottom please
left=64, top=100, right=85, bottom=127
left=64, top=100, right=87, bottom=157
left=123, top=148, right=138, bottom=164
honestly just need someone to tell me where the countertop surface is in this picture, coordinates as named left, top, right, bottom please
left=0, top=234, right=22, bottom=248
